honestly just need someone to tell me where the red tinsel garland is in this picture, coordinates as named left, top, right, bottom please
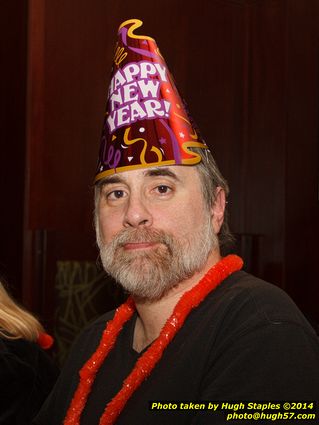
left=64, top=254, right=243, bottom=425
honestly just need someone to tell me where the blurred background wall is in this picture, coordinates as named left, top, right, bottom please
left=1, top=0, right=318, bottom=361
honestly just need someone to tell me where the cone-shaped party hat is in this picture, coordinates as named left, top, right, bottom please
left=95, top=19, right=208, bottom=183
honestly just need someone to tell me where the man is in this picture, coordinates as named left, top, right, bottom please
left=35, top=19, right=319, bottom=425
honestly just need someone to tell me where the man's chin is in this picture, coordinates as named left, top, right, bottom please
left=119, top=278, right=177, bottom=303
left=109, top=262, right=179, bottom=302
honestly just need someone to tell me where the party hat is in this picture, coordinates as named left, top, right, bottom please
left=95, top=18, right=208, bottom=183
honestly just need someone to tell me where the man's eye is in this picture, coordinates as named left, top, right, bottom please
left=108, top=190, right=125, bottom=200
left=156, top=185, right=171, bottom=194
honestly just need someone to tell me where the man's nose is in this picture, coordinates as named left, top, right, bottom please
left=123, top=194, right=153, bottom=228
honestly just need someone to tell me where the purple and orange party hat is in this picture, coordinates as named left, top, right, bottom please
left=95, top=18, right=208, bottom=182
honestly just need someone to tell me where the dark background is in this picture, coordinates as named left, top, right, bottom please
left=1, top=0, right=318, bottom=345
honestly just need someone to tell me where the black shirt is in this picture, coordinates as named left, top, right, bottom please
left=34, top=271, right=319, bottom=424
left=0, top=337, right=59, bottom=424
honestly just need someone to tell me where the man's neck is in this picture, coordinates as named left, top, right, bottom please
left=132, top=250, right=221, bottom=353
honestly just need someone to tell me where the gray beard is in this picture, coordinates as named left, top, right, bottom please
left=97, top=216, right=217, bottom=302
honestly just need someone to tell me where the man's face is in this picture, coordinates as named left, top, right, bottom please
left=96, top=165, right=220, bottom=301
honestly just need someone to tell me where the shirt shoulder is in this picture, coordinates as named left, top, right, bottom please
left=199, top=270, right=319, bottom=348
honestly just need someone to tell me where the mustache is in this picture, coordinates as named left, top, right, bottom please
left=110, top=228, right=173, bottom=250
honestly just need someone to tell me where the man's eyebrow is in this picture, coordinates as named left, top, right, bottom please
left=98, top=175, right=125, bottom=187
left=144, top=167, right=181, bottom=181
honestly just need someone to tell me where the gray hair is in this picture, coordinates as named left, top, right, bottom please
left=192, top=147, right=233, bottom=249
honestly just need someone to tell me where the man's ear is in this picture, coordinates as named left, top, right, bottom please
left=211, top=187, right=226, bottom=234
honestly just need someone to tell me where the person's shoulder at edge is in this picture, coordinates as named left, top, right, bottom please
left=0, top=337, right=59, bottom=424
left=0, top=336, right=58, bottom=385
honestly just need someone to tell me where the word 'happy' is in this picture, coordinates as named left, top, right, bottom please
left=107, top=61, right=171, bottom=132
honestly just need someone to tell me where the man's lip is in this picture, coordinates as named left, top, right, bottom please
left=123, top=242, right=158, bottom=250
